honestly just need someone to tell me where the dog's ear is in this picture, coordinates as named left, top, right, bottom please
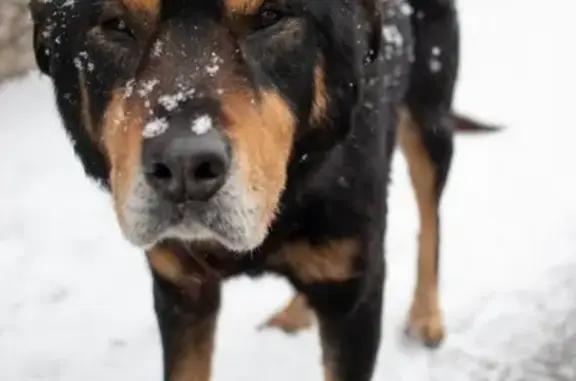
left=28, top=0, right=55, bottom=75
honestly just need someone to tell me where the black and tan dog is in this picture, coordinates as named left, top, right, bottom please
left=29, top=0, right=499, bottom=379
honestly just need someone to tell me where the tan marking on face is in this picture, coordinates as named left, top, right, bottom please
left=310, top=59, right=328, bottom=125
left=221, top=90, right=296, bottom=227
left=224, top=0, right=264, bottom=15
left=257, top=293, right=314, bottom=334
left=122, top=0, right=160, bottom=18
left=397, top=106, right=445, bottom=347
left=101, top=90, right=143, bottom=231
left=170, top=313, right=217, bottom=381
left=269, top=239, right=359, bottom=283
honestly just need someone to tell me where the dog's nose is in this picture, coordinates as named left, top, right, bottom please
left=143, top=127, right=230, bottom=203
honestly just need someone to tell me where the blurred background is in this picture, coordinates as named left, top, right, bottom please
left=0, top=1, right=34, bottom=85
left=1, top=0, right=576, bottom=380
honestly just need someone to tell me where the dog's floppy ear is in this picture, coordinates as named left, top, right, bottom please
left=28, top=0, right=55, bottom=75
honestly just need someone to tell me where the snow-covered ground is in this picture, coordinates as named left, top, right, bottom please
left=1, top=0, right=576, bottom=380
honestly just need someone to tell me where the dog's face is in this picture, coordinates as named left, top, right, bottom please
left=30, top=0, right=376, bottom=252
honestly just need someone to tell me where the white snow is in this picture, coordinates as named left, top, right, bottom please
left=157, top=89, right=194, bottom=112
left=142, top=117, right=169, bottom=139
left=191, top=115, right=213, bottom=135
left=1, top=0, right=576, bottom=380
left=399, top=2, right=413, bottom=16
left=138, top=79, right=159, bottom=98
left=429, top=46, right=442, bottom=72
left=206, top=52, right=222, bottom=76
left=382, top=24, right=404, bottom=48
left=152, top=40, right=163, bottom=57
left=429, top=58, right=442, bottom=73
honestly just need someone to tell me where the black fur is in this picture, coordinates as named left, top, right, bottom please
left=30, top=0, right=494, bottom=379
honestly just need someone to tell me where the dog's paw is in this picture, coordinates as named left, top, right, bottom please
left=256, top=294, right=314, bottom=335
left=257, top=309, right=313, bottom=335
left=404, top=313, right=445, bottom=349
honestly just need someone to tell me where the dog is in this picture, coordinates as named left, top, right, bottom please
left=29, top=0, right=499, bottom=379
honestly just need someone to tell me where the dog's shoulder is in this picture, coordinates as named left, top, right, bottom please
left=267, top=1, right=417, bottom=246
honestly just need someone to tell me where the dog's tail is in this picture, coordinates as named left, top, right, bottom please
left=452, top=113, right=504, bottom=134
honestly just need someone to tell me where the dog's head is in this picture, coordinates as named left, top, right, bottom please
left=30, top=0, right=381, bottom=252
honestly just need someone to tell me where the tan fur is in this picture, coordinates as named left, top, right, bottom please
left=147, top=247, right=187, bottom=284
left=310, top=59, right=328, bottom=125
left=224, top=0, right=264, bottom=15
left=257, top=293, right=314, bottom=333
left=268, top=238, right=359, bottom=283
left=122, top=0, right=160, bottom=18
left=260, top=239, right=359, bottom=339
left=323, top=366, right=336, bottom=381
left=170, top=313, right=217, bottom=381
left=101, top=90, right=143, bottom=232
left=147, top=246, right=216, bottom=381
left=398, top=106, right=444, bottom=345
left=221, top=90, right=296, bottom=229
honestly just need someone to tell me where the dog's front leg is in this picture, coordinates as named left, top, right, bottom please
left=263, top=237, right=385, bottom=381
left=148, top=247, right=221, bottom=381
left=295, top=240, right=384, bottom=381
left=306, top=275, right=384, bottom=381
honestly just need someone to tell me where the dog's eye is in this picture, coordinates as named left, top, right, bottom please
left=254, top=9, right=284, bottom=29
left=100, top=17, right=136, bottom=43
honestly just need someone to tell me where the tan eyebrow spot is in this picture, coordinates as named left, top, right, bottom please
left=122, top=0, right=160, bottom=19
left=224, top=0, right=264, bottom=15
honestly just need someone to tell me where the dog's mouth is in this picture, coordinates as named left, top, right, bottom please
left=168, top=198, right=259, bottom=249
left=116, top=169, right=268, bottom=253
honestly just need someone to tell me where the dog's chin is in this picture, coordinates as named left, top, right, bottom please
left=160, top=212, right=269, bottom=253
left=117, top=184, right=270, bottom=253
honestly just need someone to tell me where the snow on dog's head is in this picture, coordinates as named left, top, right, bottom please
left=98, top=32, right=296, bottom=252
left=29, top=0, right=343, bottom=252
